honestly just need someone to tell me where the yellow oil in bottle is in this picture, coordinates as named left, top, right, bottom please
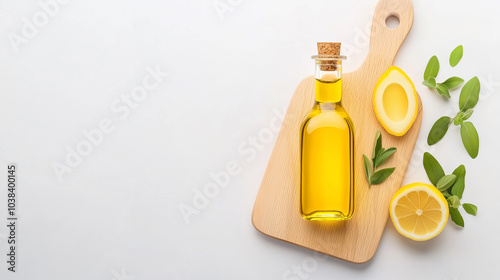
left=300, top=61, right=355, bottom=221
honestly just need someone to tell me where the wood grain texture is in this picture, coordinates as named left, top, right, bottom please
left=252, top=0, right=421, bottom=263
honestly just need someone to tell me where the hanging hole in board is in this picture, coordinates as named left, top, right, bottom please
left=385, top=15, right=400, bottom=29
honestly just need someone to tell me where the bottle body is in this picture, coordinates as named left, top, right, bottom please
left=300, top=57, right=355, bottom=221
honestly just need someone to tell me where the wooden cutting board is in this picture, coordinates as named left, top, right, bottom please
left=252, top=0, right=422, bottom=263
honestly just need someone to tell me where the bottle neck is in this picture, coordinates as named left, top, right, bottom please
left=315, top=77, right=342, bottom=103
left=314, top=61, right=343, bottom=103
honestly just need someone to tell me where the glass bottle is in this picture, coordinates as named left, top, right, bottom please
left=300, top=55, right=355, bottom=221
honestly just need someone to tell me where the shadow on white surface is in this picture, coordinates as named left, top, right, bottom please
left=383, top=218, right=461, bottom=253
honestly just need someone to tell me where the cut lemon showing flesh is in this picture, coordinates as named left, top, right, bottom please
left=390, top=183, right=448, bottom=241
left=373, top=66, right=418, bottom=136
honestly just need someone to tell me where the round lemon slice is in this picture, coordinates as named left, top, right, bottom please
left=373, top=66, right=418, bottom=136
left=390, top=183, right=449, bottom=241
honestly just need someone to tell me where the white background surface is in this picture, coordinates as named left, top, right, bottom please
left=0, top=0, right=499, bottom=279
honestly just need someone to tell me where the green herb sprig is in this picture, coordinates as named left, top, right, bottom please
left=422, top=47, right=465, bottom=98
left=423, top=152, right=477, bottom=227
left=423, top=46, right=481, bottom=159
left=363, top=131, right=397, bottom=188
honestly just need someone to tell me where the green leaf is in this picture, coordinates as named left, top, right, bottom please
left=370, top=167, right=396, bottom=185
left=436, top=174, right=457, bottom=192
left=459, top=77, right=480, bottom=111
left=423, top=152, right=445, bottom=186
left=451, top=165, right=466, bottom=199
left=460, top=121, right=479, bottom=159
left=375, top=147, right=385, bottom=162
left=424, top=55, right=439, bottom=80
left=453, top=112, right=464, bottom=126
left=372, top=130, right=382, bottom=160
left=366, top=130, right=397, bottom=189
left=447, top=195, right=461, bottom=208
left=442, top=191, right=451, bottom=198
left=363, top=154, right=372, bottom=186
left=441, top=76, right=464, bottom=90
left=449, top=45, right=463, bottom=67
left=427, top=116, right=451, bottom=145
left=462, top=203, right=477, bottom=216
left=462, top=109, right=473, bottom=121
left=375, top=147, right=397, bottom=168
left=449, top=207, right=464, bottom=227
left=423, top=77, right=437, bottom=88
left=436, top=83, right=451, bottom=98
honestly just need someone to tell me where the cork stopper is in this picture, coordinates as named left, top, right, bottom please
left=317, top=42, right=341, bottom=71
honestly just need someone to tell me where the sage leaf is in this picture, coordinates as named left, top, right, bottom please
left=462, top=203, right=477, bottom=216
left=370, top=168, right=396, bottom=185
left=442, top=191, right=451, bottom=198
left=462, top=109, right=473, bottom=121
left=372, top=130, right=382, bottom=160
left=375, top=147, right=397, bottom=168
left=423, top=152, right=445, bottom=186
left=449, top=45, right=463, bottom=67
left=424, top=55, right=439, bottom=80
left=453, top=112, right=464, bottom=126
left=375, top=147, right=386, bottom=162
left=363, top=154, right=372, bottom=186
left=436, top=174, right=457, bottom=192
left=423, top=77, right=436, bottom=88
left=436, top=83, right=451, bottom=98
left=449, top=207, right=464, bottom=227
left=447, top=195, right=461, bottom=208
left=460, top=121, right=479, bottom=158
left=427, top=116, right=451, bottom=145
left=441, top=76, right=464, bottom=89
left=451, top=165, right=466, bottom=199
left=364, top=130, right=397, bottom=188
left=459, top=76, right=480, bottom=111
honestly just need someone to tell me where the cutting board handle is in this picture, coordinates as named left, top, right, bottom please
left=361, top=0, right=414, bottom=71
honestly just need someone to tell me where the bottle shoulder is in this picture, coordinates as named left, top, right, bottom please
left=301, top=107, right=354, bottom=134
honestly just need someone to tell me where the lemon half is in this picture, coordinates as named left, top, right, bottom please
left=373, top=66, right=418, bottom=136
left=390, top=183, right=449, bottom=241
